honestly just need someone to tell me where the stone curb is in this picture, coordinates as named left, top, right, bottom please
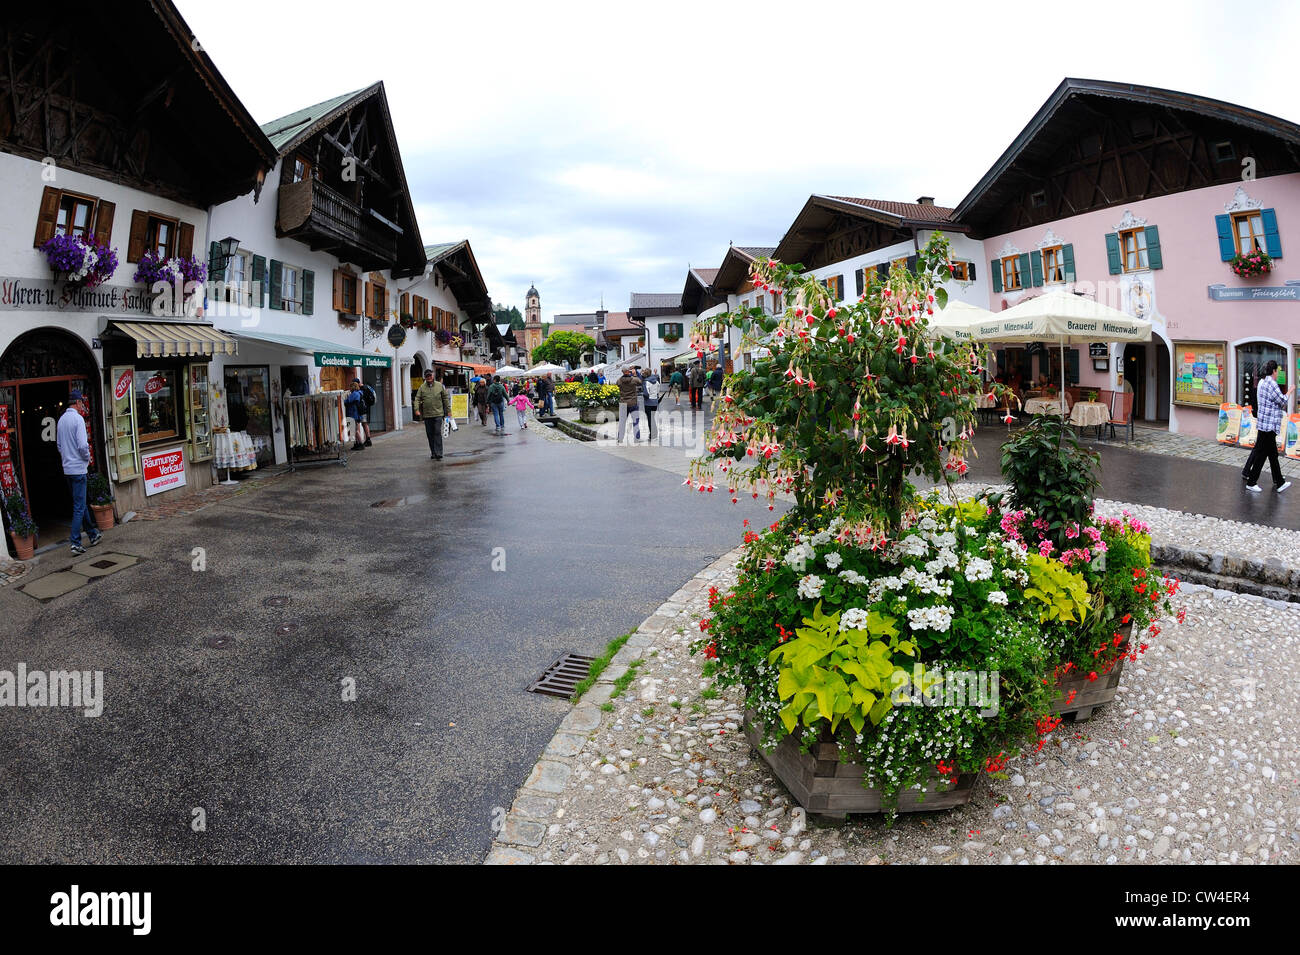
left=1152, top=542, right=1300, bottom=604
left=484, top=547, right=743, bottom=865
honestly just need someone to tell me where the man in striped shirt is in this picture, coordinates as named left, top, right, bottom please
left=1244, top=360, right=1292, bottom=493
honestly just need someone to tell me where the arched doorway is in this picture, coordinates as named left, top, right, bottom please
left=1123, top=343, right=1146, bottom=420
left=0, top=328, right=101, bottom=548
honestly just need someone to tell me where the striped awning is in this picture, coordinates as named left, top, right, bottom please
left=109, top=321, right=239, bottom=358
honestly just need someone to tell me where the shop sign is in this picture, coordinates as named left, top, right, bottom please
left=114, top=370, right=133, bottom=400
left=387, top=325, right=406, bottom=347
left=314, top=352, right=392, bottom=369
left=144, top=375, right=166, bottom=395
left=0, top=277, right=156, bottom=314
left=141, top=447, right=186, bottom=496
left=1207, top=281, right=1300, bottom=302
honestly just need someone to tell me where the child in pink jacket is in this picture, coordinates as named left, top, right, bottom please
left=508, top=390, right=532, bottom=429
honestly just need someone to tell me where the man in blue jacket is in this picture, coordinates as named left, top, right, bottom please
left=56, top=390, right=102, bottom=555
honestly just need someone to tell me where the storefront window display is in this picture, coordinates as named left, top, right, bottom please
left=134, top=368, right=179, bottom=444
left=223, top=366, right=273, bottom=464
left=1236, top=341, right=1286, bottom=411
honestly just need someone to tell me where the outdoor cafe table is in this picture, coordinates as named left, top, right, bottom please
left=1023, top=397, right=1068, bottom=415
left=1068, top=401, right=1111, bottom=428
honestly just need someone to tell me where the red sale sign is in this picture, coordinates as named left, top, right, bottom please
left=114, top=370, right=132, bottom=400
left=144, top=375, right=166, bottom=395
left=141, top=447, right=186, bottom=496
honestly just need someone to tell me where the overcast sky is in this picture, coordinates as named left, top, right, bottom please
left=180, top=0, right=1300, bottom=320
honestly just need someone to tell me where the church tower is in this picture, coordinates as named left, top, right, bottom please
left=523, top=284, right=543, bottom=364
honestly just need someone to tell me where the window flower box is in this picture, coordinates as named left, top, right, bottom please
left=1229, top=250, right=1272, bottom=277
left=41, top=234, right=118, bottom=289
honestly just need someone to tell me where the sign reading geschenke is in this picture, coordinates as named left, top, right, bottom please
left=1207, top=281, right=1300, bottom=302
left=314, top=352, right=392, bottom=369
left=1, top=277, right=157, bottom=315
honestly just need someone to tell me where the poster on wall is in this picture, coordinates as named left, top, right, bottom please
left=1217, top=404, right=1242, bottom=444
left=141, top=447, right=186, bottom=496
left=0, top=406, right=17, bottom=494
left=1173, top=340, right=1227, bottom=408
left=1286, top=414, right=1300, bottom=460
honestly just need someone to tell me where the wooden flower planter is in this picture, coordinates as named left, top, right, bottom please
left=555, top=393, right=574, bottom=409
left=1051, top=623, right=1133, bottom=721
left=744, top=714, right=979, bottom=818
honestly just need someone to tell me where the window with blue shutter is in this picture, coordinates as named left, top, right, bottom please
left=1029, top=250, right=1044, bottom=287
left=1215, top=214, right=1236, bottom=261
left=1144, top=225, right=1163, bottom=270
left=1104, top=233, right=1122, bottom=274
left=268, top=259, right=282, bottom=310
left=1262, top=208, right=1282, bottom=258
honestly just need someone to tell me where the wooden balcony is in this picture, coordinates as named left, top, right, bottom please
left=277, top=178, right=399, bottom=270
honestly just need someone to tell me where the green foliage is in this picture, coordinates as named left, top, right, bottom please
left=1023, top=553, right=1091, bottom=623
left=688, top=233, right=983, bottom=532
left=1000, top=416, right=1100, bottom=550
left=4, top=491, right=37, bottom=538
left=768, top=603, right=911, bottom=735
left=570, top=629, right=635, bottom=702
left=532, top=329, right=595, bottom=367
left=87, top=472, right=114, bottom=505
left=493, top=304, right=525, bottom=330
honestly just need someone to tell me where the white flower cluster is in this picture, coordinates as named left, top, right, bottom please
left=809, top=527, right=835, bottom=547
left=784, top=542, right=815, bottom=572
left=892, top=535, right=930, bottom=560
left=987, top=590, right=1009, bottom=606
left=899, top=565, right=952, bottom=597
left=866, top=574, right=905, bottom=603
left=68, top=239, right=98, bottom=283
left=823, top=551, right=843, bottom=570
left=907, top=604, right=954, bottom=632
left=797, top=574, right=825, bottom=599
left=839, top=568, right=869, bottom=586
left=925, top=549, right=960, bottom=576
left=964, top=557, right=994, bottom=582
left=928, top=530, right=958, bottom=550
left=839, top=607, right=871, bottom=631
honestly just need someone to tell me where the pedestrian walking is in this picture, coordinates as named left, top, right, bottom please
left=473, top=376, right=489, bottom=426
left=641, top=368, right=661, bottom=441
left=488, top=375, right=508, bottom=433
left=345, top=379, right=368, bottom=451
left=669, top=367, right=685, bottom=406
left=615, top=367, right=643, bottom=444
left=688, top=363, right=705, bottom=410
left=709, top=365, right=724, bottom=404
left=536, top=374, right=555, bottom=416
left=413, top=368, right=452, bottom=460
left=509, top=389, right=532, bottom=429
left=56, top=390, right=102, bottom=555
left=1243, top=359, right=1293, bottom=493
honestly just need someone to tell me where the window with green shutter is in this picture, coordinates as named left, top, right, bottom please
left=267, top=259, right=282, bottom=310
left=302, top=269, right=314, bottom=315
left=1104, top=233, right=1122, bottom=274
left=251, top=255, right=266, bottom=308
left=990, top=259, right=1002, bottom=293
left=1029, top=249, right=1045, bottom=286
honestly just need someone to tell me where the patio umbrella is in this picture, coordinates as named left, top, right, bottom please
left=972, top=290, right=1152, bottom=417
left=929, top=299, right=996, bottom=342
left=526, top=362, right=566, bottom=376
left=496, top=365, right=526, bottom=377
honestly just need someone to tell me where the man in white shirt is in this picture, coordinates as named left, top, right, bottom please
left=56, top=390, right=102, bottom=555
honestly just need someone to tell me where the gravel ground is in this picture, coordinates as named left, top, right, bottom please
left=492, top=499, right=1300, bottom=865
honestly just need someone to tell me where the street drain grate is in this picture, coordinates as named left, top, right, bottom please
left=89, top=560, right=116, bottom=570
left=275, top=621, right=300, bottom=635
left=263, top=595, right=291, bottom=608
left=527, top=653, right=597, bottom=698
left=205, top=636, right=233, bottom=649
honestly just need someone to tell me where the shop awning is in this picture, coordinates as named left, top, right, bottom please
left=231, top=329, right=392, bottom=368
left=109, top=321, right=238, bottom=358
left=434, top=360, right=495, bottom=375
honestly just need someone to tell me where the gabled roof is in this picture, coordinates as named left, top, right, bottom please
left=713, top=245, right=775, bottom=295
left=423, top=240, right=492, bottom=323
left=954, top=78, right=1300, bottom=236
left=681, top=267, right=725, bottom=316
left=603, top=311, right=638, bottom=335
left=261, top=87, right=369, bottom=152
left=261, top=82, right=426, bottom=276
left=629, top=292, right=682, bottom=310
left=773, top=195, right=960, bottom=269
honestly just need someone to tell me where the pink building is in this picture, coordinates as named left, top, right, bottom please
left=954, top=79, right=1300, bottom=439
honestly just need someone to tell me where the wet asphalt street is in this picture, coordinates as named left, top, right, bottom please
left=0, top=418, right=775, bottom=864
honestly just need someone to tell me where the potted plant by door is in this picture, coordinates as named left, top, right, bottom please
left=4, top=490, right=38, bottom=560
left=87, top=473, right=116, bottom=530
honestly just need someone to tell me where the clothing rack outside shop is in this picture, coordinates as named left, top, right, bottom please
left=284, top=391, right=349, bottom=470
